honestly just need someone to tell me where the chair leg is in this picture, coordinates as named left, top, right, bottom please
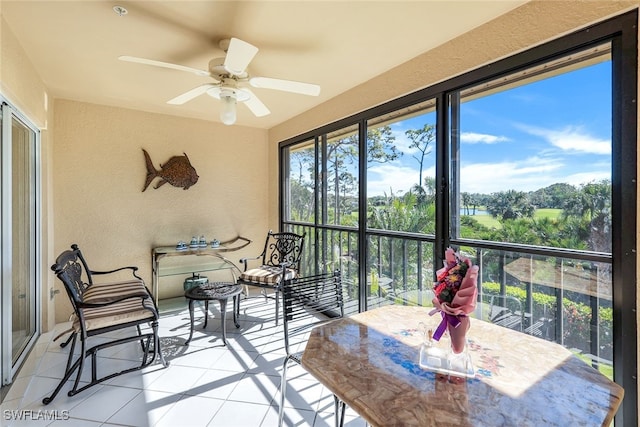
left=60, top=332, right=75, bottom=349
left=275, top=289, right=280, bottom=326
left=334, top=395, right=346, bottom=427
left=42, top=353, right=83, bottom=404
left=152, top=320, right=168, bottom=367
left=136, top=324, right=146, bottom=353
left=278, top=356, right=291, bottom=427
left=64, top=333, right=77, bottom=372
left=70, top=335, right=88, bottom=395
left=42, top=333, right=80, bottom=404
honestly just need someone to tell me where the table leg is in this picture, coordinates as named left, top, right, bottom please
left=236, top=293, right=241, bottom=322
left=203, top=300, right=209, bottom=329
left=185, top=299, right=195, bottom=345
left=219, top=298, right=228, bottom=346
left=233, top=295, right=240, bottom=328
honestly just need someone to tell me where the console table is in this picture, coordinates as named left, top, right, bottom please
left=151, top=235, right=251, bottom=304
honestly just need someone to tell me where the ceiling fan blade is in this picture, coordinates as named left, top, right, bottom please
left=249, top=76, right=320, bottom=96
left=223, top=38, right=258, bottom=75
left=241, top=89, right=270, bottom=117
left=119, top=56, right=212, bottom=78
left=167, top=84, right=216, bottom=105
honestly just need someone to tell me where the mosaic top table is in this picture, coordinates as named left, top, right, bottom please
left=301, top=304, right=624, bottom=427
left=184, top=282, right=243, bottom=346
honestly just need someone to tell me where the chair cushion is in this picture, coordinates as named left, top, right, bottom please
left=71, top=280, right=156, bottom=332
left=239, top=265, right=297, bottom=286
left=83, top=279, right=149, bottom=301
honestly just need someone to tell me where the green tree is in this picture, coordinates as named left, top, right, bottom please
left=562, top=180, right=611, bottom=252
left=530, top=183, right=577, bottom=208
left=289, top=149, right=315, bottom=222
left=405, top=124, right=435, bottom=193
left=328, top=126, right=400, bottom=225
left=461, top=192, right=471, bottom=215
left=486, top=190, right=535, bottom=220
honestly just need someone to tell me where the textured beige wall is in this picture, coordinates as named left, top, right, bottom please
left=52, top=100, right=268, bottom=321
left=1, top=14, right=55, bottom=331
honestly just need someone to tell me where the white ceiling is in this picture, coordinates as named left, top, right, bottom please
left=1, top=1, right=526, bottom=129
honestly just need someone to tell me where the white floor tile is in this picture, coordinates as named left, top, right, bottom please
left=34, top=352, right=70, bottom=377
left=49, top=417, right=103, bottom=427
left=154, top=394, right=223, bottom=427
left=106, top=389, right=181, bottom=426
left=211, top=349, right=259, bottom=373
left=183, top=369, right=242, bottom=400
left=281, top=376, right=324, bottom=411
left=206, top=400, right=270, bottom=427
left=64, top=385, right=140, bottom=423
left=145, top=365, right=207, bottom=394
left=226, top=372, right=280, bottom=406
left=262, top=404, right=316, bottom=427
left=170, top=345, right=227, bottom=369
left=1, top=376, right=33, bottom=403
left=0, top=297, right=368, bottom=427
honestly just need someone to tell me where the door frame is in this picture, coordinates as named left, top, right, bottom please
left=0, top=99, right=42, bottom=386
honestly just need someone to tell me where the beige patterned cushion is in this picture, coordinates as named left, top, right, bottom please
left=239, top=265, right=297, bottom=286
left=71, top=280, right=156, bottom=332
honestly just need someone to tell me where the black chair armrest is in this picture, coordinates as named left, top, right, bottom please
left=90, top=266, right=142, bottom=280
left=239, top=255, right=262, bottom=271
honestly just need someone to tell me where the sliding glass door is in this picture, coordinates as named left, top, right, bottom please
left=1, top=101, right=40, bottom=385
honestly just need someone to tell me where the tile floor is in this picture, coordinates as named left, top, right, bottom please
left=0, top=296, right=366, bottom=427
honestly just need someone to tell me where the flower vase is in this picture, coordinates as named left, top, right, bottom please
left=448, top=315, right=469, bottom=354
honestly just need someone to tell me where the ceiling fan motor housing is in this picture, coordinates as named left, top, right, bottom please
left=208, top=58, right=248, bottom=80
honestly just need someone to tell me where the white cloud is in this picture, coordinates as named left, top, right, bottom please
left=563, top=171, right=611, bottom=187
left=459, top=157, right=564, bottom=193
left=366, top=156, right=608, bottom=195
left=460, top=132, right=510, bottom=144
left=367, top=163, right=427, bottom=196
left=518, top=124, right=611, bottom=155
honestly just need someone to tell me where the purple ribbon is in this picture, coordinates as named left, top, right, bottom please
left=431, top=311, right=462, bottom=341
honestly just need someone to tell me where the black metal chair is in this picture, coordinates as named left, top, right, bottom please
left=237, top=230, right=305, bottom=324
left=489, top=294, right=524, bottom=332
left=43, top=244, right=168, bottom=404
left=524, top=303, right=554, bottom=340
left=278, top=270, right=346, bottom=427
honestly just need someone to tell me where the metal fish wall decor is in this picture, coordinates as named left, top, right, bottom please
left=142, top=149, right=199, bottom=191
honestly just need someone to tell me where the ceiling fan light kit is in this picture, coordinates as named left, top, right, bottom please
left=119, top=37, right=320, bottom=125
left=220, top=89, right=237, bottom=126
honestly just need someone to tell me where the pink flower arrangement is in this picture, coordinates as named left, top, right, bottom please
left=433, top=250, right=470, bottom=304
left=430, top=248, right=479, bottom=353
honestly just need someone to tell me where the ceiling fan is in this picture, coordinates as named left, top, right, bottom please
left=119, top=37, right=321, bottom=125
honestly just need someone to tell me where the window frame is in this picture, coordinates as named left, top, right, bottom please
left=279, top=11, right=637, bottom=425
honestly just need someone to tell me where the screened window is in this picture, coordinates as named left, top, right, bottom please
left=451, top=44, right=611, bottom=252
left=367, top=100, right=437, bottom=234
left=280, top=13, right=636, bottom=425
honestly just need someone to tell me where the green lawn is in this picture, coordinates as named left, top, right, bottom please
left=465, top=208, right=562, bottom=229
left=535, top=208, right=562, bottom=219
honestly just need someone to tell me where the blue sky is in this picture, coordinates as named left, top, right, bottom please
left=368, top=59, right=612, bottom=196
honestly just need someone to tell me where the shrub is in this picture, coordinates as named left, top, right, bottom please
left=481, top=282, right=612, bottom=359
